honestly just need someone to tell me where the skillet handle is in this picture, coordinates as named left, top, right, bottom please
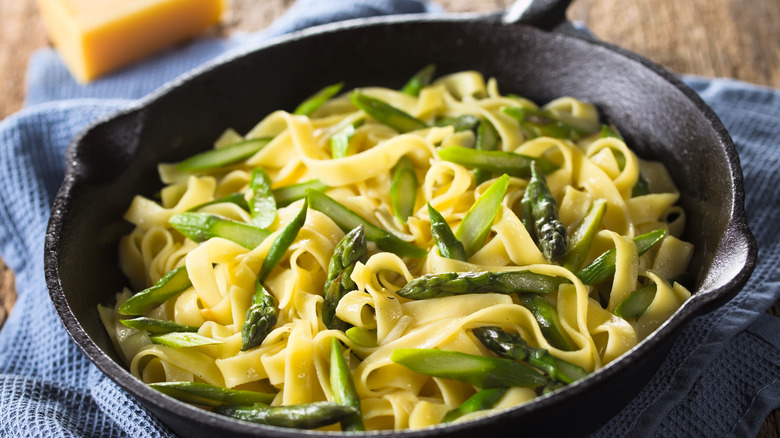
left=503, top=0, right=573, bottom=30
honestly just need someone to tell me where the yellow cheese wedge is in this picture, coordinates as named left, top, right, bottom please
left=37, top=0, right=226, bottom=82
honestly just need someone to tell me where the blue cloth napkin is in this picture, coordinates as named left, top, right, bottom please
left=1, top=1, right=779, bottom=436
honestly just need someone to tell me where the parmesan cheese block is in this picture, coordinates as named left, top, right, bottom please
left=37, top=0, right=226, bottom=82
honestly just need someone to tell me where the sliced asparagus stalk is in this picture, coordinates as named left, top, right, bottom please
left=169, top=212, right=270, bottom=249
left=391, top=348, right=548, bottom=389
left=437, top=146, right=558, bottom=179
left=614, top=284, right=657, bottom=319
left=562, top=199, right=607, bottom=272
left=428, top=203, right=467, bottom=262
left=396, top=271, right=571, bottom=300
left=401, top=64, right=436, bottom=96
left=120, top=317, right=198, bottom=334
left=350, top=91, right=428, bottom=133
left=330, top=338, right=364, bottom=431
left=150, top=381, right=275, bottom=407
left=175, top=138, right=272, bottom=172
left=455, top=174, right=509, bottom=258
left=391, top=156, right=418, bottom=224
left=249, top=168, right=276, bottom=229
left=441, top=388, right=507, bottom=423
left=293, top=82, right=344, bottom=116
left=118, top=266, right=191, bottom=316
left=273, top=179, right=329, bottom=207
left=214, top=402, right=358, bottom=429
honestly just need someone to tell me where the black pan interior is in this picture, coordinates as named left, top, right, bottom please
left=48, top=15, right=749, bottom=437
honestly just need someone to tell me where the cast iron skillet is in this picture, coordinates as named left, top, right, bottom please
left=44, top=0, right=757, bottom=436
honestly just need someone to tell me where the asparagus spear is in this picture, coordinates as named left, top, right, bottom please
left=214, top=402, right=358, bottom=429
left=242, top=199, right=308, bottom=351
left=330, top=338, right=364, bottom=431
left=120, top=317, right=198, bottom=334
left=519, top=294, right=575, bottom=351
left=521, top=161, right=568, bottom=262
left=562, top=199, right=607, bottom=272
left=576, top=228, right=666, bottom=285
left=428, top=203, right=467, bottom=261
left=249, top=168, right=277, bottom=229
left=118, top=266, right=191, bottom=315
left=169, top=212, right=270, bottom=249
left=241, top=282, right=278, bottom=351
left=187, top=193, right=250, bottom=213
left=350, top=91, right=428, bottom=133
left=322, top=225, right=368, bottom=330
left=614, top=284, right=657, bottom=319
left=437, top=146, right=559, bottom=179
left=391, top=348, right=548, bottom=389
left=150, top=381, right=275, bottom=407
left=391, top=156, right=418, bottom=224
left=331, top=122, right=360, bottom=159
left=175, top=138, right=272, bottom=172
left=150, top=332, right=222, bottom=348
left=395, top=271, right=571, bottom=300
left=434, top=114, right=480, bottom=132
left=345, top=327, right=377, bottom=348
left=273, top=179, right=329, bottom=207
left=307, top=189, right=427, bottom=258
left=401, top=64, right=436, bottom=96
left=441, top=388, right=507, bottom=423
left=474, top=118, right=500, bottom=185
left=293, top=82, right=344, bottom=116
left=455, top=174, right=509, bottom=258
left=473, top=326, right=587, bottom=384
left=502, top=106, right=592, bottom=140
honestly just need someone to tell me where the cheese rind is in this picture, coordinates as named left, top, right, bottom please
left=38, top=0, right=226, bottom=82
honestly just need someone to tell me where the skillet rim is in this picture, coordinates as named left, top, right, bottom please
left=44, top=11, right=757, bottom=437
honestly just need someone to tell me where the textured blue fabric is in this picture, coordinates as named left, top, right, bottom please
left=1, top=1, right=779, bottom=437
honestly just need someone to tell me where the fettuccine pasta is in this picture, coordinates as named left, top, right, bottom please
left=100, top=69, right=693, bottom=431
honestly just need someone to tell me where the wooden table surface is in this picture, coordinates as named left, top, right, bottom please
left=0, top=0, right=778, bottom=435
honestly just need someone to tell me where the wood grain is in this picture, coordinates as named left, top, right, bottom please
left=0, top=0, right=778, bottom=435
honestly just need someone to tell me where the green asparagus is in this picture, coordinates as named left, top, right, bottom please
left=474, top=118, right=500, bottom=185
left=502, top=106, right=593, bottom=140
left=396, top=270, right=571, bottom=300
left=120, top=317, right=198, bottom=334
left=242, top=199, right=308, bottom=350
left=249, top=168, right=277, bottom=229
left=391, top=156, right=418, bottom=224
left=350, top=91, right=428, bottom=133
left=150, top=381, right=275, bottom=407
left=441, top=388, right=507, bottom=423
left=437, top=146, right=558, bottom=179
left=273, top=179, right=329, bottom=207
left=428, top=203, right=467, bottom=261
left=562, top=199, right=607, bottom=272
left=118, top=266, right=191, bottom=315
left=175, top=138, right=272, bottom=172
left=214, top=402, right=358, bottom=429
left=322, top=225, right=368, bottom=330
left=307, top=189, right=427, bottom=258
left=330, top=338, right=364, bottom=431
left=169, top=212, right=270, bottom=249
left=391, top=348, right=548, bottom=389
left=241, top=283, right=278, bottom=351
left=521, top=161, right=568, bottom=262
left=401, top=64, right=436, bottom=96
left=614, top=284, right=657, bottom=319
left=455, top=174, right=509, bottom=257
left=345, top=327, right=377, bottom=348
left=330, top=121, right=359, bottom=159
left=519, top=295, right=575, bottom=352
left=473, top=326, right=586, bottom=384
left=576, top=228, right=666, bottom=285
left=293, top=82, right=344, bottom=116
